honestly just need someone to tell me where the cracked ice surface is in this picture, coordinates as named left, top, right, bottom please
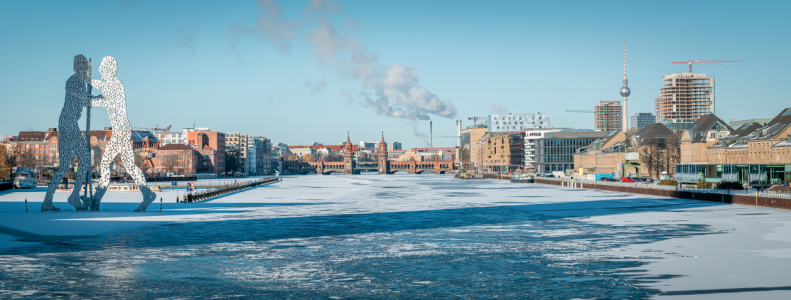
left=2, top=174, right=791, bottom=299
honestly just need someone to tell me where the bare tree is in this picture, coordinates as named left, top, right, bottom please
left=134, top=151, right=151, bottom=176
left=16, top=147, right=37, bottom=170
left=162, top=153, right=177, bottom=175
left=302, top=153, right=316, bottom=162
left=325, top=153, right=344, bottom=162
left=665, top=134, right=682, bottom=176
left=0, top=144, right=18, bottom=180
left=638, top=137, right=662, bottom=178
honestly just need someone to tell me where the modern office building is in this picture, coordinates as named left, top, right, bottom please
left=488, top=113, right=549, bottom=132
left=388, top=141, right=402, bottom=151
left=508, top=128, right=563, bottom=171
left=594, top=101, right=623, bottom=132
left=358, top=141, right=377, bottom=150
left=657, top=72, right=714, bottom=130
left=630, top=113, right=656, bottom=131
left=533, top=130, right=609, bottom=174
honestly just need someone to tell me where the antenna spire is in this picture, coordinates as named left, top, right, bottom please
left=623, top=40, right=626, bottom=79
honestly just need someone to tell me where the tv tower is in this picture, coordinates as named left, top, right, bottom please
left=619, top=40, right=631, bottom=132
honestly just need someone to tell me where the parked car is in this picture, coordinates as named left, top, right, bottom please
left=621, top=177, right=635, bottom=183
left=544, top=174, right=555, bottom=178
left=600, top=177, right=615, bottom=182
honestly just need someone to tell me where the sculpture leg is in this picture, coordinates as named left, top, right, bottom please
left=118, top=145, right=155, bottom=212
left=91, top=144, right=117, bottom=210
left=68, top=142, right=90, bottom=211
left=42, top=150, right=72, bottom=211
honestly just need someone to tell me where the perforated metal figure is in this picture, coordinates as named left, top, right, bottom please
left=88, top=56, right=156, bottom=211
left=42, top=54, right=93, bottom=211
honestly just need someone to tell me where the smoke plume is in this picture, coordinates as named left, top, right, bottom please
left=491, top=104, right=508, bottom=115
left=235, top=0, right=457, bottom=121
left=304, top=80, right=328, bottom=94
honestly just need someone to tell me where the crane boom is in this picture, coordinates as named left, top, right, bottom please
left=466, top=116, right=485, bottom=125
left=671, top=60, right=743, bottom=72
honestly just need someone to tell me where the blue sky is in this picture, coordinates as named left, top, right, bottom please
left=1, top=0, right=789, bottom=148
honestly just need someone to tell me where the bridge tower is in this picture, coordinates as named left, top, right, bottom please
left=378, top=132, right=389, bottom=174
left=343, top=132, right=355, bottom=175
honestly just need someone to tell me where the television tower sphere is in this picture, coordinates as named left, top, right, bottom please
left=620, top=78, right=631, bottom=97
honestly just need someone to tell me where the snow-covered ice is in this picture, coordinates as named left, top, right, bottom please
left=1, top=174, right=791, bottom=299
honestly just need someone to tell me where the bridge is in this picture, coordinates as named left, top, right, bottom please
left=280, top=133, right=455, bottom=175
left=282, top=158, right=453, bottom=175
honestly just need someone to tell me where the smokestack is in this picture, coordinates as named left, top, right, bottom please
left=456, top=120, right=461, bottom=147
left=430, top=121, right=433, bottom=148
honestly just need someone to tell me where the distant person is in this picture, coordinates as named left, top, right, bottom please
left=87, top=56, right=156, bottom=211
left=43, top=54, right=93, bottom=211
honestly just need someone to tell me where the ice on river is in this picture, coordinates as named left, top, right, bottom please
left=1, top=174, right=791, bottom=299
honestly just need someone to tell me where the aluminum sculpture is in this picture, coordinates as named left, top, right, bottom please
left=44, top=55, right=156, bottom=212
left=87, top=56, right=157, bottom=211
left=42, top=55, right=93, bottom=211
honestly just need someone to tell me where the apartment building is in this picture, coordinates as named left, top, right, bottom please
left=459, top=124, right=488, bottom=170
left=479, top=132, right=511, bottom=172
left=225, top=132, right=248, bottom=175
left=658, top=72, right=714, bottom=130
left=594, top=101, right=623, bottom=132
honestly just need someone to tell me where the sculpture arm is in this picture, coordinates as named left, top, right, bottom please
left=89, top=79, right=110, bottom=107
left=90, top=79, right=106, bottom=91
left=90, top=95, right=107, bottom=108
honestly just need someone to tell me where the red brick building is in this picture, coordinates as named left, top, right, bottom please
left=187, top=130, right=225, bottom=175
left=14, top=128, right=159, bottom=170
left=187, top=132, right=221, bottom=175
left=152, top=144, right=198, bottom=176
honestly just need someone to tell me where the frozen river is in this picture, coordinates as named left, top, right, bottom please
left=2, top=174, right=791, bottom=299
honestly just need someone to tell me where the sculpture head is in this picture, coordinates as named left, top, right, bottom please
left=73, top=54, right=89, bottom=75
left=98, top=56, right=118, bottom=80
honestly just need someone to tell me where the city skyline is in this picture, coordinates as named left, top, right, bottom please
left=1, top=0, right=790, bottom=148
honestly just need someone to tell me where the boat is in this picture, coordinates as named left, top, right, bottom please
left=13, top=167, right=37, bottom=189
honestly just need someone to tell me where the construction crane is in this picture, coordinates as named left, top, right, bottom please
left=565, top=108, right=621, bottom=133
left=434, top=136, right=459, bottom=138
left=467, top=116, right=485, bottom=125
left=671, top=60, right=743, bottom=72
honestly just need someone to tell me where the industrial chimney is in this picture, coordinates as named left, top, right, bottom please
left=430, top=121, right=433, bottom=148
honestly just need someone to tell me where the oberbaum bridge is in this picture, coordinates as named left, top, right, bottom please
left=282, top=134, right=455, bottom=175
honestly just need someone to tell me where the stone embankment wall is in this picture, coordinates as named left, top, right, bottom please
left=534, top=178, right=791, bottom=210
